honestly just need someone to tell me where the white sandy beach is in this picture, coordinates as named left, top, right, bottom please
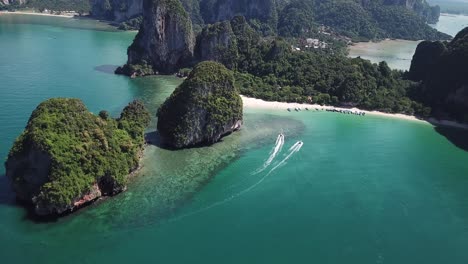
left=0, top=11, right=76, bottom=18
left=241, top=96, right=468, bottom=130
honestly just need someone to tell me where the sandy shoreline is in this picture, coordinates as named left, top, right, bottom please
left=241, top=96, right=468, bottom=130
left=349, top=38, right=421, bottom=47
left=0, top=11, right=77, bottom=18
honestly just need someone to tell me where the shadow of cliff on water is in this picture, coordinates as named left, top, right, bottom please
left=145, top=130, right=232, bottom=151
left=434, top=125, right=468, bottom=152
left=0, top=174, right=15, bottom=207
left=94, top=65, right=119, bottom=74
left=145, top=131, right=165, bottom=148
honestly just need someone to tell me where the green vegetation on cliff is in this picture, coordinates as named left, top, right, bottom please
left=277, top=1, right=315, bottom=38
left=157, top=61, right=242, bottom=148
left=7, top=98, right=150, bottom=214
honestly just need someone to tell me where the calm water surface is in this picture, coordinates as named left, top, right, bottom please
left=1, top=14, right=468, bottom=263
left=348, top=13, right=468, bottom=70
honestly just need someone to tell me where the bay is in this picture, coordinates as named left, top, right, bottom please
left=1, top=14, right=468, bottom=264
left=348, top=13, right=468, bottom=70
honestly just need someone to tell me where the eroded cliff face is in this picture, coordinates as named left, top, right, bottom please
left=157, top=61, right=243, bottom=149
left=117, top=0, right=195, bottom=76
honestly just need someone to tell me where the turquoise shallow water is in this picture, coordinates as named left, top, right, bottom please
left=348, top=13, right=468, bottom=70
left=2, top=14, right=468, bottom=263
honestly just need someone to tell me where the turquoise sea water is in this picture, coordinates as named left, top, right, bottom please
left=348, top=13, right=468, bottom=70
left=1, top=14, right=468, bottom=263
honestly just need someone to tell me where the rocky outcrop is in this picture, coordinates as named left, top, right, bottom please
left=157, top=61, right=243, bottom=149
left=116, top=0, right=195, bottom=76
left=5, top=99, right=150, bottom=216
left=408, top=40, right=446, bottom=82
left=118, top=13, right=255, bottom=76
left=195, top=20, right=238, bottom=69
left=408, top=27, right=468, bottom=122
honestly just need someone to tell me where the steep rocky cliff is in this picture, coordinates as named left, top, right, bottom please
left=157, top=61, right=243, bottom=149
left=116, top=0, right=195, bottom=76
left=195, top=20, right=238, bottom=69
left=5, top=99, right=150, bottom=216
left=409, top=27, right=468, bottom=122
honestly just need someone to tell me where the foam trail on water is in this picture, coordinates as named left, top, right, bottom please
left=268, top=141, right=303, bottom=175
left=243, top=141, right=303, bottom=194
left=171, top=141, right=303, bottom=222
left=252, top=134, right=284, bottom=175
left=288, top=141, right=302, bottom=152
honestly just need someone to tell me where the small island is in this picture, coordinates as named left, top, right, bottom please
left=157, top=61, right=243, bottom=149
left=5, top=98, right=150, bottom=216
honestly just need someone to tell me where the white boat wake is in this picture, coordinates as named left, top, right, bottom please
left=251, top=133, right=284, bottom=175
left=171, top=141, right=303, bottom=222
left=268, top=141, right=303, bottom=175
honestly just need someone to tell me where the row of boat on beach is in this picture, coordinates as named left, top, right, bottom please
left=287, top=107, right=366, bottom=116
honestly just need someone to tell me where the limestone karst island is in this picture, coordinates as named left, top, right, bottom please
left=1, top=0, right=468, bottom=263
